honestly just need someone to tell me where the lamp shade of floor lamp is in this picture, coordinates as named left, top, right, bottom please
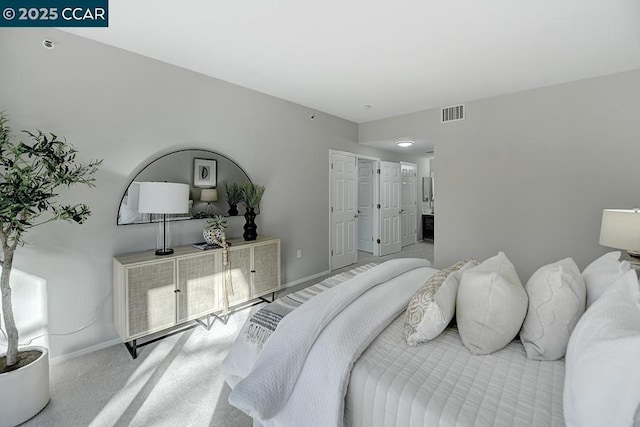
left=138, top=182, right=190, bottom=255
left=599, top=208, right=640, bottom=260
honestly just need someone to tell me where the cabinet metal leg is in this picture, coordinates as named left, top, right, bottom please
left=124, top=340, right=138, bottom=359
left=209, top=312, right=230, bottom=325
left=258, top=292, right=275, bottom=304
left=195, top=315, right=216, bottom=330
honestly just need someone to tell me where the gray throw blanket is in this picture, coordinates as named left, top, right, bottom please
left=246, top=263, right=377, bottom=348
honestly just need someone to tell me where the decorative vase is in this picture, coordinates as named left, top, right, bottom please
left=203, top=227, right=225, bottom=245
left=227, top=204, right=238, bottom=216
left=243, top=207, right=258, bottom=241
left=0, top=346, right=50, bottom=427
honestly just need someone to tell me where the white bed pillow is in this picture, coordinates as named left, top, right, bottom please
left=456, top=252, right=528, bottom=355
left=564, top=269, right=640, bottom=427
left=519, top=258, right=586, bottom=360
left=582, top=251, right=631, bottom=308
left=403, top=259, right=478, bottom=346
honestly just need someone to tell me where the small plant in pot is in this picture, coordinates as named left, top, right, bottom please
left=223, top=181, right=243, bottom=216
left=0, top=112, right=102, bottom=426
left=203, top=215, right=227, bottom=246
left=241, top=183, right=265, bottom=241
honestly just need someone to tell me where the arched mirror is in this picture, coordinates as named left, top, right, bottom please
left=117, top=149, right=251, bottom=225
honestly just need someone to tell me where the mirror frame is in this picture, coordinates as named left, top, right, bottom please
left=116, top=148, right=252, bottom=225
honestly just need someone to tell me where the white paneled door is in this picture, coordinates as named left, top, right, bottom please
left=357, top=160, right=374, bottom=253
left=379, top=161, right=401, bottom=256
left=331, top=152, right=358, bottom=270
left=401, top=163, right=417, bottom=247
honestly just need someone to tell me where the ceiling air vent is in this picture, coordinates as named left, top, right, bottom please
left=441, top=104, right=465, bottom=123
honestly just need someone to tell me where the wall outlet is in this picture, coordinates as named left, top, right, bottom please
left=296, top=249, right=302, bottom=259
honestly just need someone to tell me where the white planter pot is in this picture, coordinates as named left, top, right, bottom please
left=0, top=346, right=50, bottom=427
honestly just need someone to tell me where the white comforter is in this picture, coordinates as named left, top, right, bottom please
left=227, top=258, right=435, bottom=427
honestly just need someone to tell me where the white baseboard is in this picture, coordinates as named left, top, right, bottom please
left=50, top=337, right=121, bottom=365
left=281, top=269, right=331, bottom=289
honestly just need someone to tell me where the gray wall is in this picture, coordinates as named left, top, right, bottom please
left=361, top=69, right=640, bottom=282
left=0, top=28, right=414, bottom=359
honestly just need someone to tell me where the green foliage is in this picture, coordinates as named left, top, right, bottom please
left=241, top=183, right=265, bottom=208
left=0, top=112, right=103, bottom=248
left=204, top=215, right=227, bottom=231
left=223, top=181, right=243, bottom=205
left=0, top=111, right=102, bottom=367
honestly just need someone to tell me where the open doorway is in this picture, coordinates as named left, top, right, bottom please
left=330, top=150, right=411, bottom=271
left=329, top=151, right=380, bottom=270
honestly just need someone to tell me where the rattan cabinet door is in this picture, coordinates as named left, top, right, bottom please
left=252, top=240, right=280, bottom=296
left=227, top=246, right=252, bottom=305
left=127, top=260, right=176, bottom=337
left=176, top=252, right=221, bottom=322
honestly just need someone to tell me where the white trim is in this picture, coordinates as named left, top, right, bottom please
left=49, top=337, right=121, bottom=365
left=281, top=269, right=331, bottom=289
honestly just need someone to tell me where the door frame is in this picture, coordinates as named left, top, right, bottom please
left=329, top=150, right=380, bottom=271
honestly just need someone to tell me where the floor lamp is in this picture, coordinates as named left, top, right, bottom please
left=138, top=182, right=190, bottom=256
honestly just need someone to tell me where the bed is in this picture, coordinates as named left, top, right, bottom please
left=222, top=255, right=640, bottom=427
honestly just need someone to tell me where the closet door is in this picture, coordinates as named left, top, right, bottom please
left=400, top=163, right=417, bottom=247
left=331, top=152, right=358, bottom=270
left=379, top=161, right=402, bottom=256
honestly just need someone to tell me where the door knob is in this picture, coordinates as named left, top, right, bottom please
left=354, top=213, right=359, bottom=218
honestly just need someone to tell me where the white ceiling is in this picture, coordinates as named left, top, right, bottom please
left=65, top=0, right=640, bottom=126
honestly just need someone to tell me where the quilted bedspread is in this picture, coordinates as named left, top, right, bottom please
left=345, top=320, right=566, bottom=427
left=228, top=258, right=435, bottom=426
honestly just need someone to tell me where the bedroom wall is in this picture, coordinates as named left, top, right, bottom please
left=360, top=69, right=640, bottom=281
left=0, top=28, right=416, bottom=360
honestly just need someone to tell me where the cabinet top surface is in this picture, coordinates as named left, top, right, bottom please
left=114, top=235, right=279, bottom=265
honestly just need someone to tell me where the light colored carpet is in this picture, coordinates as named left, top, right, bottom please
left=24, top=242, right=433, bottom=427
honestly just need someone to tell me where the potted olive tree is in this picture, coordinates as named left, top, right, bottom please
left=0, top=112, right=101, bottom=426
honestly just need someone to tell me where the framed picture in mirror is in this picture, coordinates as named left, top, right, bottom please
left=193, top=158, right=217, bottom=187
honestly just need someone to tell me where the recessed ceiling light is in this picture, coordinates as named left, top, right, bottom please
left=395, top=140, right=414, bottom=148
left=364, top=104, right=372, bottom=110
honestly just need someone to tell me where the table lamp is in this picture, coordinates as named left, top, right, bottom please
left=138, top=182, right=190, bottom=255
left=200, top=188, right=218, bottom=217
left=599, top=208, right=640, bottom=263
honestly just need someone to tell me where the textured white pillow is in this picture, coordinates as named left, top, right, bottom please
left=456, top=252, right=528, bottom=355
left=564, top=269, right=640, bottom=427
left=582, top=251, right=631, bottom=308
left=519, top=258, right=586, bottom=360
left=403, top=259, right=478, bottom=346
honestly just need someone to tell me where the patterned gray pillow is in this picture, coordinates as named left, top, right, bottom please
left=404, top=259, right=478, bottom=346
left=519, top=257, right=586, bottom=360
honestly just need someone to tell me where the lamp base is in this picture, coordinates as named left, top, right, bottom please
left=155, top=248, right=174, bottom=256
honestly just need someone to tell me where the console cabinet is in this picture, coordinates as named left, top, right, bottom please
left=113, top=236, right=280, bottom=356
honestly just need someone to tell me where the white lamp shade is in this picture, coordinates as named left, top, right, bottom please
left=138, top=182, right=190, bottom=214
left=201, top=188, right=218, bottom=202
left=599, top=209, right=640, bottom=253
